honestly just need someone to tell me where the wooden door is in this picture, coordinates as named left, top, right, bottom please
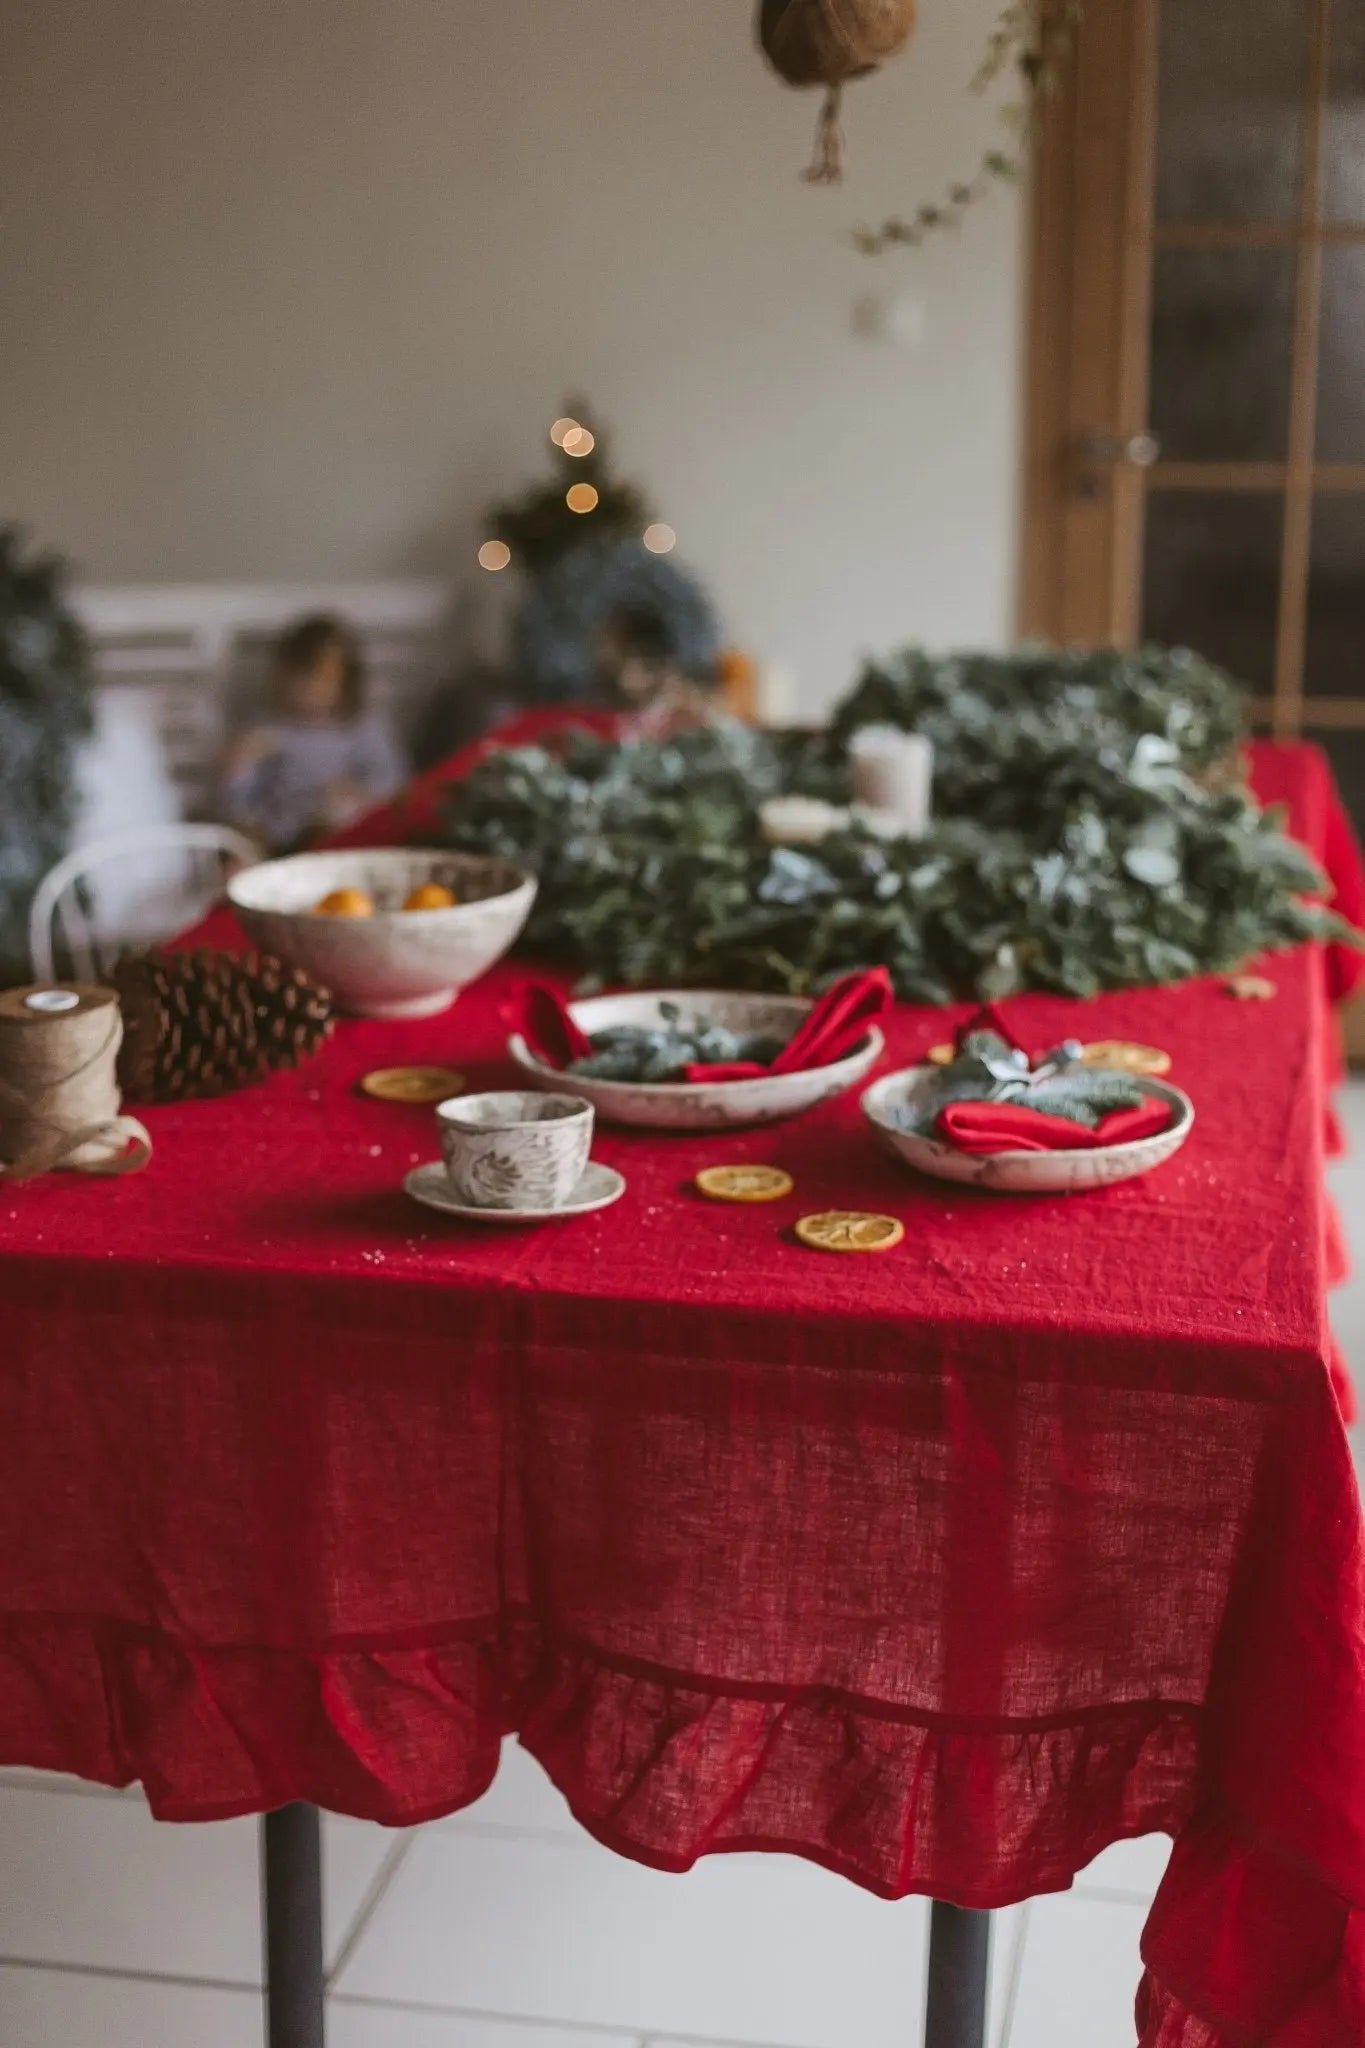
left=1023, top=0, right=1365, bottom=812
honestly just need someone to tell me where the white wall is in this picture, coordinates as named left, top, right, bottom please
left=1, top=0, right=1024, bottom=715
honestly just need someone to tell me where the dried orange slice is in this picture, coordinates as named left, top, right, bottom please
left=1226, top=973, right=1277, bottom=1001
left=794, top=1210, right=904, bottom=1254
left=1079, top=1041, right=1171, bottom=1077
left=360, top=1066, right=466, bottom=1104
left=695, top=1164, right=794, bottom=1204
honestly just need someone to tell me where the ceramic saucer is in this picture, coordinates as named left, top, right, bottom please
left=403, top=1159, right=626, bottom=1223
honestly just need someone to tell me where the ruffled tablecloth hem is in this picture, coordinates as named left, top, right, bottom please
left=1137, top=1801, right=1365, bottom=2047
left=2, top=1612, right=1359, bottom=2045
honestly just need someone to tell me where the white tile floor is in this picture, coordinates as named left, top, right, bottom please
left=2, top=1083, right=1362, bottom=2048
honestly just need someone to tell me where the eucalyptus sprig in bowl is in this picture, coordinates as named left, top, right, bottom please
left=509, top=988, right=883, bottom=1130
left=863, top=1029, right=1194, bottom=1193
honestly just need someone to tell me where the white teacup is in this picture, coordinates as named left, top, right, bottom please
left=436, top=1090, right=594, bottom=1210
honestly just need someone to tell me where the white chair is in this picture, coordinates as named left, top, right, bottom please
left=29, top=823, right=260, bottom=984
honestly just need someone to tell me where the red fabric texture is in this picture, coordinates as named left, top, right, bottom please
left=938, top=1096, right=1174, bottom=1154
left=1, top=727, right=1363, bottom=2048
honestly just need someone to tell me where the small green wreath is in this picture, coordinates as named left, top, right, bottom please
left=512, top=537, right=720, bottom=703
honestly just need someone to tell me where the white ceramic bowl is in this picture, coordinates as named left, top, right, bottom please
left=509, top=988, right=884, bottom=1130
left=228, top=849, right=536, bottom=1018
left=861, top=1064, right=1194, bottom=1193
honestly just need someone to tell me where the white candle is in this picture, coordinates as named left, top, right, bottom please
left=848, top=726, right=933, bottom=837
left=758, top=796, right=849, bottom=846
left=757, top=659, right=799, bottom=728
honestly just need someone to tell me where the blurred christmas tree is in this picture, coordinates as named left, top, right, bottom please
left=0, top=528, right=93, bottom=979
left=418, top=405, right=722, bottom=763
left=484, top=405, right=651, bottom=575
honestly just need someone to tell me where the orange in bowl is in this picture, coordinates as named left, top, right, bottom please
left=313, top=887, right=375, bottom=918
left=403, top=882, right=458, bottom=912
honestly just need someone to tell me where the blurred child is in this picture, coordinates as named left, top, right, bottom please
left=220, top=614, right=405, bottom=851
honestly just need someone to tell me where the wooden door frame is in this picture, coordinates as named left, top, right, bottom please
left=1018, top=0, right=1365, bottom=1054
left=1018, top=0, right=1160, bottom=645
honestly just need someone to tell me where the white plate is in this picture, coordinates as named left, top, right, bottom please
left=508, top=988, right=883, bottom=1130
left=403, top=1158, right=626, bottom=1223
left=861, top=1065, right=1194, bottom=1193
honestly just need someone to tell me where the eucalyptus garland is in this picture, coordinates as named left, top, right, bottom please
left=830, top=644, right=1246, bottom=809
left=438, top=648, right=1356, bottom=1003
left=852, top=1, right=1084, bottom=254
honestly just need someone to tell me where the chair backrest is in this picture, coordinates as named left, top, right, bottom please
left=29, top=824, right=260, bottom=985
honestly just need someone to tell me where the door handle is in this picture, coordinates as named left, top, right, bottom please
left=1073, top=429, right=1160, bottom=499
left=1077, top=429, right=1161, bottom=467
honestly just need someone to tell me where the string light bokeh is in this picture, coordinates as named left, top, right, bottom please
left=475, top=415, right=681, bottom=566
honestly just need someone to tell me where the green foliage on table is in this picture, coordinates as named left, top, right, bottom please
left=0, top=529, right=93, bottom=979
left=439, top=646, right=1357, bottom=1002
left=829, top=645, right=1245, bottom=798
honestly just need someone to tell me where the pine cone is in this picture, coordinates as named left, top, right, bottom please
left=113, top=948, right=333, bottom=1103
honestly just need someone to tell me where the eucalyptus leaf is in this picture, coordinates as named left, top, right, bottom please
left=1122, top=846, right=1182, bottom=888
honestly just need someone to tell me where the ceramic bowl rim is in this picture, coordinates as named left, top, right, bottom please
left=436, top=1088, right=593, bottom=1132
left=509, top=1023, right=884, bottom=1097
left=861, top=1064, right=1194, bottom=1160
left=227, top=847, right=535, bottom=921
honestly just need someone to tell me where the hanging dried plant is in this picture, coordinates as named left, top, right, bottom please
left=852, top=0, right=1083, bottom=252
left=757, top=0, right=919, bottom=183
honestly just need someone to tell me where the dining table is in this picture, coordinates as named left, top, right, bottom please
left=2, top=715, right=1364, bottom=2048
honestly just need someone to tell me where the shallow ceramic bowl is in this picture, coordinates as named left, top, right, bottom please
left=861, top=1064, right=1194, bottom=1193
left=508, top=988, right=883, bottom=1130
left=228, top=849, right=536, bottom=1018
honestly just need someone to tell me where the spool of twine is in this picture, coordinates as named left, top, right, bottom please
left=0, top=985, right=152, bottom=1184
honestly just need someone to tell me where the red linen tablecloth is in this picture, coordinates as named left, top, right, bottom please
left=2, top=726, right=1365, bottom=2048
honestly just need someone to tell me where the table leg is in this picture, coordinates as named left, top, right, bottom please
left=261, top=1805, right=326, bottom=2048
left=924, top=1902, right=990, bottom=2048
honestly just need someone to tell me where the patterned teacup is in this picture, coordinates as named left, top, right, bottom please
left=436, top=1090, right=594, bottom=1210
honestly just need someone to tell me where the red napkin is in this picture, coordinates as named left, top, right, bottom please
left=937, top=1098, right=1174, bottom=1156
left=506, top=969, right=892, bottom=1081
left=680, top=968, right=893, bottom=1082
left=505, top=983, right=594, bottom=1067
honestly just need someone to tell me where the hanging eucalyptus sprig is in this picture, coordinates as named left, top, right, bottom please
left=852, top=0, right=1083, bottom=254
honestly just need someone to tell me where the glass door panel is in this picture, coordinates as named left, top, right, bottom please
left=1315, top=249, right=1365, bottom=460
left=1156, top=0, right=1309, bottom=221
left=1149, top=249, right=1297, bottom=460
left=1306, top=494, right=1365, bottom=693
left=1324, top=4, right=1365, bottom=218
left=1143, top=493, right=1285, bottom=687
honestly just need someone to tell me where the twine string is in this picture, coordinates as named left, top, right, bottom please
left=0, top=991, right=152, bottom=1183
left=804, top=82, right=846, bottom=183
